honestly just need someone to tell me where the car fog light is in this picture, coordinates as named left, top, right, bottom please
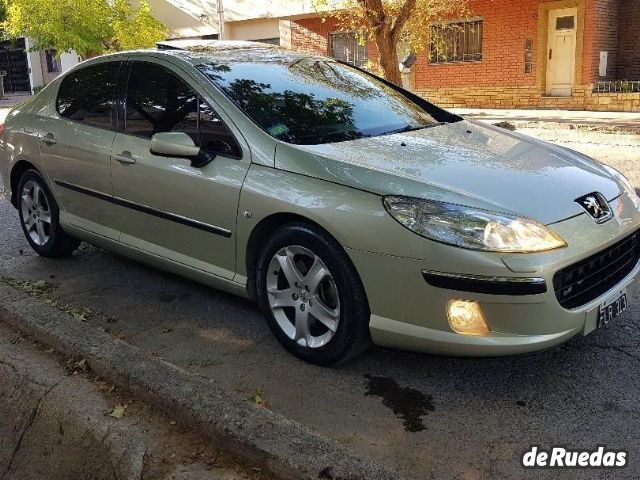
left=447, top=300, right=490, bottom=336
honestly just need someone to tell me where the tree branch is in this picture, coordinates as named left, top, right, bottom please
left=361, top=0, right=386, bottom=30
left=391, top=0, right=416, bottom=40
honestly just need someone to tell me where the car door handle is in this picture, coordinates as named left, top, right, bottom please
left=41, top=133, right=56, bottom=146
left=114, top=151, right=136, bottom=165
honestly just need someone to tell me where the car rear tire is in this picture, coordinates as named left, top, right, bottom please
left=256, top=222, right=371, bottom=365
left=17, top=169, right=81, bottom=258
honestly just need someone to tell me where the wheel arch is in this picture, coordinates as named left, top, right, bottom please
left=244, top=212, right=353, bottom=301
left=9, top=159, right=39, bottom=207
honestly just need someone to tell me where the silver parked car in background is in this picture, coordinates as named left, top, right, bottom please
left=2, top=41, right=639, bottom=364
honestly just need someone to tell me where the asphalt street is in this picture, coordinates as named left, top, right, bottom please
left=2, top=214, right=640, bottom=479
left=1, top=129, right=640, bottom=479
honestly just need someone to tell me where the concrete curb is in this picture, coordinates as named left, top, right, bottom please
left=0, top=284, right=404, bottom=480
left=509, top=121, right=640, bottom=134
left=0, top=335, right=149, bottom=479
left=472, top=118, right=640, bottom=134
left=0, top=325, right=258, bottom=479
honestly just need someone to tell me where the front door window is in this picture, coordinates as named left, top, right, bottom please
left=124, top=62, right=241, bottom=158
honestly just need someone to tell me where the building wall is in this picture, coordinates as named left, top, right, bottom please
left=421, top=84, right=640, bottom=111
left=227, top=18, right=281, bottom=41
left=59, top=52, right=81, bottom=74
left=290, top=17, right=378, bottom=65
left=223, top=0, right=315, bottom=22
left=38, top=51, right=59, bottom=85
left=290, top=16, right=332, bottom=56
left=25, top=38, right=43, bottom=93
left=414, top=0, right=539, bottom=91
left=411, top=0, right=640, bottom=111
left=617, top=0, right=640, bottom=79
left=141, top=0, right=217, bottom=39
left=589, top=0, right=620, bottom=80
left=283, top=0, right=638, bottom=111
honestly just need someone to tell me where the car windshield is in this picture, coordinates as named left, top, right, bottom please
left=197, top=58, right=445, bottom=145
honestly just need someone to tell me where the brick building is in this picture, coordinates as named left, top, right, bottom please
left=30, top=0, right=629, bottom=111
left=280, top=0, right=640, bottom=112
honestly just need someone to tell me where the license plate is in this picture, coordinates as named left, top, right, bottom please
left=598, top=292, right=627, bottom=328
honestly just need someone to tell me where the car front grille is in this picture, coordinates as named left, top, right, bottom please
left=553, top=230, right=640, bottom=309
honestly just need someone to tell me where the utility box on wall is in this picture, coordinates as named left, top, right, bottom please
left=599, top=51, right=608, bottom=77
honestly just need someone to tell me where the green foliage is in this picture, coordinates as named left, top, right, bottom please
left=112, top=0, right=168, bottom=52
left=2, top=0, right=112, bottom=58
left=2, top=0, right=168, bottom=58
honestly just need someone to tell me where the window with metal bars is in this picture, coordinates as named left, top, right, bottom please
left=329, top=32, right=367, bottom=68
left=429, top=20, right=483, bottom=63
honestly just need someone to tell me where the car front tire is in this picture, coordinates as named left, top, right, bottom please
left=256, top=222, right=371, bottom=365
left=17, top=169, right=81, bottom=258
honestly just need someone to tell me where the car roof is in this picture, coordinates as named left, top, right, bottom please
left=82, top=40, right=329, bottom=69
left=170, top=40, right=327, bottom=66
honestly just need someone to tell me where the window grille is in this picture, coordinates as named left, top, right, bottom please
left=430, top=20, right=483, bottom=63
left=329, top=32, right=367, bottom=68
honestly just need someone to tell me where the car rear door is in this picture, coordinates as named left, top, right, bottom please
left=38, top=60, right=122, bottom=239
left=110, top=58, right=250, bottom=279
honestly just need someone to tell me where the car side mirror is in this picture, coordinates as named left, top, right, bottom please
left=150, top=132, right=216, bottom=168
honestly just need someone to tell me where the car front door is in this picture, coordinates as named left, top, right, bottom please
left=38, top=61, right=122, bottom=239
left=110, top=59, right=249, bottom=279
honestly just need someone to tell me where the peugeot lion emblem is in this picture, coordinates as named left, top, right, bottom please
left=575, top=192, right=612, bottom=224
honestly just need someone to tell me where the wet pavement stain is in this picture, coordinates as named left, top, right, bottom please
left=364, top=374, right=434, bottom=433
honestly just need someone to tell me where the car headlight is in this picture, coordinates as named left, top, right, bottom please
left=383, top=196, right=567, bottom=253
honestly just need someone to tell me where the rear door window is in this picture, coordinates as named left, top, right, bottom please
left=56, top=62, right=121, bottom=129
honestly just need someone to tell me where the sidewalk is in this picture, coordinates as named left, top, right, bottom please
left=0, top=91, right=32, bottom=109
left=450, top=108, right=640, bottom=130
left=0, top=322, right=259, bottom=480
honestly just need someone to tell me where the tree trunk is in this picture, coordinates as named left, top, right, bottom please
left=374, top=28, right=401, bottom=85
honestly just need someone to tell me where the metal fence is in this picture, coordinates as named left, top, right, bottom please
left=593, top=80, right=640, bottom=94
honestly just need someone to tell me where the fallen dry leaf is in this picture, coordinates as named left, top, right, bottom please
left=106, top=404, right=126, bottom=419
left=249, top=388, right=270, bottom=408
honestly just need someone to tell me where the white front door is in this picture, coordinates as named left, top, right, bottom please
left=546, top=9, right=577, bottom=97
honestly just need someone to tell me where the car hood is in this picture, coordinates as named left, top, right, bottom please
left=274, top=120, right=622, bottom=224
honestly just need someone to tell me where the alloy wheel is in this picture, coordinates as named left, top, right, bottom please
left=20, top=180, right=52, bottom=246
left=267, top=245, right=340, bottom=348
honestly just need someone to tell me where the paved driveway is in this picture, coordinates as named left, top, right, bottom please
left=2, top=121, right=640, bottom=478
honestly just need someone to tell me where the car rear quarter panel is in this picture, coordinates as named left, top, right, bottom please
left=1, top=97, right=49, bottom=203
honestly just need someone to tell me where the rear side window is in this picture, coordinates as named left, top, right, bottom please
left=125, top=62, right=241, bottom=159
left=57, top=62, right=120, bottom=129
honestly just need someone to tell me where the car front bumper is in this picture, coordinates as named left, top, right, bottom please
left=347, top=192, right=640, bottom=356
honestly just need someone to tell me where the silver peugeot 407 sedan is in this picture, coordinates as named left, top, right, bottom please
left=2, top=41, right=639, bottom=364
